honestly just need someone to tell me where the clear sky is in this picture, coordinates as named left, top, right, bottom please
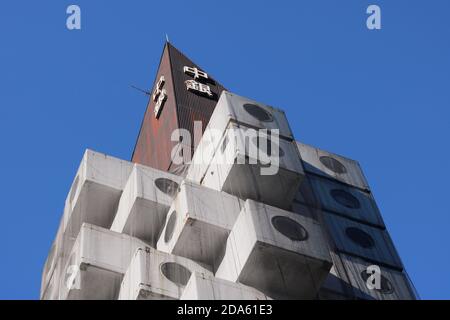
left=0, top=0, right=449, bottom=299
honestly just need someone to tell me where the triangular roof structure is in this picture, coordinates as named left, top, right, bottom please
left=132, top=43, right=227, bottom=173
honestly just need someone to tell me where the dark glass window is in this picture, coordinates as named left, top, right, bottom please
left=320, top=156, right=347, bottom=174
left=243, top=103, right=273, bottom=122
left=330, top=189, right=361, bottom=209
left=345, top=227, right=375, bottom=249
left=160, top=262, right=192, bottom=287
left=155, top=178, right=179, bottom=198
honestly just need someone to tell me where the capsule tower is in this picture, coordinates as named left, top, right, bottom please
left=40, top=43, right=417, bottom=300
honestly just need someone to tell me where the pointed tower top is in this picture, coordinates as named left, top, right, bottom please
left=131, top=43, right=227, bottom=174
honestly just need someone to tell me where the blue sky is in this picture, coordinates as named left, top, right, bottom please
left=0, top=0, right=449, bottom=299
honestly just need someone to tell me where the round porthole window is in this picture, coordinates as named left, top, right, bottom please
left=319, top=156, right=347, bottom=174
left=243, top=103, right=273, bottom=122
left=69, top=176, right=79, bottom=204
left=155, top=178, right=179, bottom=198
left=330, top=189, right=361, bottom=209
left=160, top=262, right=192, bottom=287
left=251, top=136, right=285, bottom=157
left=271, top=216, right=308, bottom=241
left=164, top=211, right=177, bottom=243
left=360, top=270, right=394, bottom=294
left=345, top=227, right=375, bottom=249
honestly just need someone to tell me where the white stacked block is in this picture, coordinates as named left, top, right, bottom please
left=111, top=164, right=182, bottom=247
left=305, top=175, right=385, bottom=227
left=157, top=180, right=243, bottom=269
left=185, top=127, right=219, bottom=185
left=339, top=254, right=416, bottom=300
left=62, top=150, right=133, bottom=251
left=181, top=272, right=271, bottom=300
left=209, top=91, right=294, bottom=140
left=186, top=91, right=296, bottom=186
left=41, top=256, right=62, bottom=300
left=119, top=248, right=212, bottom=300
left=202, top=123, right=304, bottom=210
left=216, top=199, right=332, bottom=299
left=59, top=223, right=147, bottom=300
left=324, top=214, right=403, bottom=269
left=40, top=219, right=64, bottom=299
left=297, top=142, right=370, bottom=191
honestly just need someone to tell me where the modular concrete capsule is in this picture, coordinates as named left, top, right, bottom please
left=59, top=223, right=147, bottom=300
left=119, top=248, right=212, bottom=300
left=156, top=180, right=243, bottom=270
left=61, top=150, right=134, bottom=263
left=181, top=272, right=271, bottom=300
left=303, top=175, right=385, bottom=227
left=111, top=164, right=183, bottom=247
left=296, top=142, right=370, bottom=191
left=323, top=213, right=403, bottom=269
left=335, top=254, right=416, bottom=300
left=216, top=199, right=332, bottom=299
left=202, top=123, right=304, bottom=210
left=209, top=91, right=294, bottom=140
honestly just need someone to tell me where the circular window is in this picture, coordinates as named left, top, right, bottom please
left=243, top=104, right=273, bottom=122
left=160, top=262, right=192, bottom=287
left=360, top=270, right=394, bottom=294
left=155, top=178, right=179, bottom=198
left=330, top=189, right=361, bottom=209
left=271, top=216, right=308, bottom=241
left=69, top=176, right=79, bottom=203
left=345, top=227, right=375, bottom=249
left=251, top=136, right=285, bottom=157
left=164, top=211, right=177, bottom=243
left=320, top=156, right=347, bottom=174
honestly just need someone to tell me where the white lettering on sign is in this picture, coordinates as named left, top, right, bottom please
left=152, top=76, right=165, bottom=102
left=154, top=89, right=167, bottom=119
left=183, top=66, right=208, bottom=80
left=185, top=80, right=212, bottom=97
left=153, top=76, right=167, bottom=119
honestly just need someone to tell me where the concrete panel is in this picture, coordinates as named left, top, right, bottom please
left=157, top=181, right=243, bottom=270
left=185, top=125, right=219, bottom=185
left=181, top=272, right=271, bottom=300
left=324, top=213, right=403, bottom=269
left=40, top=219, right=64, bottom=299
left=216, top=199, right=332, bottom=299
left=41, top=256, right=62, bottom=300
left=209, top=91, right=294, bottom=140
left=119, top=248, right=212, bottom=300
left=111, top=164, right=182, bottom=247
left=59, top=223, right=147, bottom=300
left=338, top=254, right=416, bottom=300
left=61, top=150, right=133, bottom=258
left=297, top=142, right=370, bottom=191
left=304, top=175, right=385, bottom=228
left=202, top=123, right=304, bottom=210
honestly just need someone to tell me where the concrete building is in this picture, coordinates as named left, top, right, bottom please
left=40, top=43, right=417, bottom=300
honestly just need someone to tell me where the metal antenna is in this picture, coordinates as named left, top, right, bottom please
left=130, top=85, right=151, bottom=96
left=165, top=33, right=170, bottom=43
